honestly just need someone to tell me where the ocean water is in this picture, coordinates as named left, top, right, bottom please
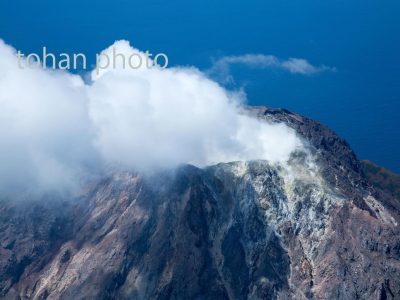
left=0, top=0, right=399, bottom=172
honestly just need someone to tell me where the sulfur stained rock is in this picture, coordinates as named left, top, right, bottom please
left=0, top=107, right=400, bottom=299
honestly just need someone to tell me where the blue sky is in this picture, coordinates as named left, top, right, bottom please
left=0, top=0, right=399, bottom=172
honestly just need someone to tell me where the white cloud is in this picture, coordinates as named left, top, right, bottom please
left=281, top=58, right=333, bottom=74
left=208, top=53, right=335, bottom=83
left=0, top=40, right=99, bottom=196
left=0, top=39, right=304, bottom=195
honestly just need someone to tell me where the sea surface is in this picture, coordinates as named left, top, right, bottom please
left=1, top=0, right=399, bottom=172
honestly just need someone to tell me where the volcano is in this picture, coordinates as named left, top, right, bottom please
left=1, top=107, right=399, bottom=300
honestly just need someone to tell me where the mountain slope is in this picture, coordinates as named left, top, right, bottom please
left=361, top=160, right=400, bottom=201
left=1, top=107, right=400, bottom=300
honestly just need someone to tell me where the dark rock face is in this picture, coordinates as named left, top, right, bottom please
left=1, top=107, right=400, bottom=299
left=361, top=160, right=400, bottom=198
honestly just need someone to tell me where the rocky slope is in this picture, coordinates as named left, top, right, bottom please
left=361, top=160, right=400, bottom=201
left=1, top=107, right=400, bottom=300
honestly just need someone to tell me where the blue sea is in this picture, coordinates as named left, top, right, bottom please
left=1, top=0, right=399, bottom=172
